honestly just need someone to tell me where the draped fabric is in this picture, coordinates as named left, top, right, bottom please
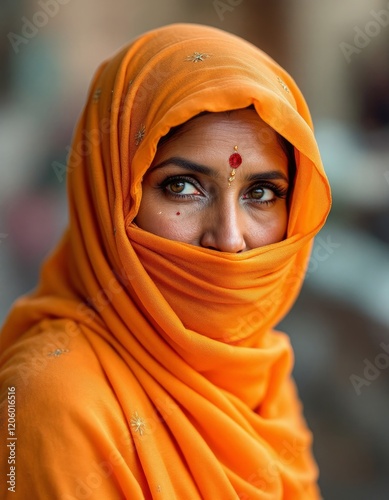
left=0, top=24, right=331, bottom=499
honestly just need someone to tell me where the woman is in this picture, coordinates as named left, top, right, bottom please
left=0, top=24, right=330, bottom=499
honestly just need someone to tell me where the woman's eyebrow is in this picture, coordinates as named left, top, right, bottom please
left=150, top=157, right=217, bottom=177
left=244, top=171, right=289, bottom=183
left=150, top=156, right=288, bottom=183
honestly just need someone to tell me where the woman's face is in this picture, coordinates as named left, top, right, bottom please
left=135, top=109, right=290, bottom=252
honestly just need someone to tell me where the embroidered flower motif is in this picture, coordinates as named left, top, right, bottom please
left=130, top=411, right=146, bottom=436
left=93, top=88, right=102, bottom=102
left=135, top=125, right=146, bottom=145
left=185, top=52, right=210, bottom=63
left=277, top=76, right=290, bottom=93
left=47, top=348, right=69, bottom=357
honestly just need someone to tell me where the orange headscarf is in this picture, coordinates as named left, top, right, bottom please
left=0, top=24, right=330, bottom=499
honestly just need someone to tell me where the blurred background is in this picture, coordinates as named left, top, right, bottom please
left=1, top=0, right=388, bottom=498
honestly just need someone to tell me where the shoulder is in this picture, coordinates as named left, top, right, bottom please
left=0, top=319, right=122, bottom=419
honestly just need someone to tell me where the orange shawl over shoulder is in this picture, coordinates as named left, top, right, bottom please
left=0, top=24, right=330, bottom=499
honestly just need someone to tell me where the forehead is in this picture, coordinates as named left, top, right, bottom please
left=168, top=109, right=276, bottom=140
left=154, top=109, right=287, bottom=164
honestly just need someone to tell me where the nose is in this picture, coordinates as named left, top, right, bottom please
left=200, top=201, right=247, bottom=253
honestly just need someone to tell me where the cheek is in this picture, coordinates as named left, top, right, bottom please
left=248, top=206, right=288, bottom=247
left=157, top=214, right=195, bottom=242
left=135, top=201, right=200, bottom=244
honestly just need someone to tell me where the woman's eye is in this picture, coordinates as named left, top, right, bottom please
left=166, top=179, right=200, bottom=195
left=245, top=186, right=275, bottom=202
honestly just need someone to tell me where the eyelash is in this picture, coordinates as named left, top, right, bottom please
left=245, top=182, right=289, bottom=205
left=158, top=175, right=203, bottom=200
left=158, top=175, right=288, bottom=204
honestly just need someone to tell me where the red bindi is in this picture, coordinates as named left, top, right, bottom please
left=176, top=212, right=181, bottom=216
left=229, top=152, right=242, bottom=169
left=228, top=146, right=242, bottom=186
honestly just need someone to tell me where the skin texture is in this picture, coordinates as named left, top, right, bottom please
left=135, top=109, right=290, bottom=252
